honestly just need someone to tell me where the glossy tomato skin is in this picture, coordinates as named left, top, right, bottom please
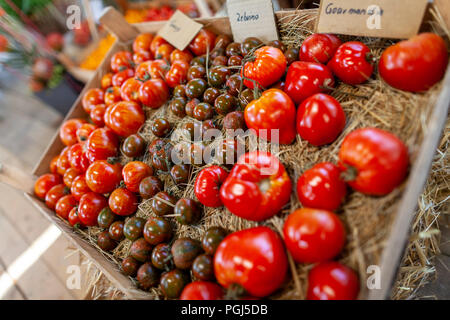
left=243, top=46, right=287, bottom=89
left=86, top=127, right=119, bottom=162
left=150, top=35, right=168, bottom=56
left=379, top=33, right=448, bottom=92
left=82, top=88, right=104, bottom=114
left=112, top=68, right=134, bottom=87
left=111, top=51, right=133, bottom=73
left=180, top=281, right=223, bottom=300
left=189, top=29, right=216, bottom=56
left=76, top=123, right=97, bottom=143
left=85, top=160, right=122, bottom=194
left=220, top=151, right=291, bottom=221
left=214, top=226, right=287, bottom=297
left=109, top=188, right=138, bottom=216
left=284, top=61, right=335, bottom=105
left=104, top=101, right=145, bottom=138
left=78, top=192, right=108, bottom=226
left=170, top=49, right=193, bottom=64
left=35, top=173, right=63, bottom=200
left=307, top=262, right=359, bottom=300
left=245, top=89, right=296, bottom=145
left=133, top=33, right=154, bottom=53
left=166, top=60, right=190, bottom=88
left=50, top=156, right=59, bottom=174
left=296, top=93, right=346, bottom=146
left=139, top=78, right=169, bottom=109
left=283, top=208, right=346, bottom=263
left=104, top=87, right=122, bottom=106
left=70, top=175, right=90, bottom=201
left=297, top=162, right=347, bottom=211
left=45, top=184, right=69, bottom=210
left=122, top=161, right=153, bottom=193
left=328, top=41, right=375, bottom=85
left=299, top=33, right=341, bottom=64
left=101, top=73, right=113, bottom=90
left=57, top=147, right=72, bottom=175
left=68, top=143, right=90, bottom=173
left=338, top=128, right=409, bottom=195
left=55, top=195, right=78, bottom=220
left=120, top=78, right=142, bottom=103
left=68, top=207, right=83, bottom=227
left=60, top=118, right=86, bottom=146
left=89, top=104, right=106, bottom=127
left=63, top=168, right=80, bottom=188
left=194, top=166, right=228, bottom=208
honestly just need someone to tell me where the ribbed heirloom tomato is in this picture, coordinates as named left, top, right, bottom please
left=139, top=78, right=169, bottom=109
left=76, top=123, right=97, bottom=143
left=109, top=188, right=138, bottom=216
left=82, top=88, right=104, bottom=113
left=86, top=127, right=119, bottom=162
left=63, top=168, right=80, bottom=188
left=165, top=60, right=190, bottom=88
left=180, top=281, right=224, bottom=300
left=60, top=118, right=86, bottom=146
left=338, top=128, right=409, bottom=195
left=379, top=33, right=448, bottom=92
left=68, top=143, right=90, bottom=173
left=194, top=166, right=228, bottom=208
left=104, top=101, right=145, bottom=137
left=122, top=161, right=153, bottom=193
left=85, top=160, right=122, bottom=194
left=34, top=173, right=62, bottom=199
left=220, top=151, right=291, bottom=221
left=150, top=35, right=168, bottom=56
left=78, top=192, right=108, bottom=226
left=244, top=89, right=296, bottom=145
left=242, top=46, right=287, bottom=89
left=70, top=175, right=90, bottom=201
left=112, top=68, right=134, bottom=87
left=89, top=105, right=106, bottom=127
left=149, top=59, right=169, bottom=80
left=120, top=78, right=142, bottom=103
left=110, top=51, right=133, bottom=73
left=299, top=33, right=342, bottom=64
left=104, top=87, right=122, bottom=106
left=214, top=226, right=288, bottom=297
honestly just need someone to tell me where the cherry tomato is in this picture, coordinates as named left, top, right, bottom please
left=122, top=161, right=153, bottom=193
left=296, top=93, right=346, bottom=146
left=194, top=166, right=228, bottom=208
left=112, top=68, right=134, bottom=87
left=68, top=207, right=83, bottom=227
left=241, top=37, right=263, bottom=56
left=63, top=168, right=80, bottom=188
left=104, top=86, right=122, bottom=106
left=89, top=104, right=106, bottom=127
left=70, top=175, right=90, bottom=201
left=180, top=281, right=223, bottom=300
left=155, top=43, right=175, bottom=61
left=133, top=33, right=154, bottom=53
left=55, top=194, right=78, bottom=220
left=57, top=146, right=71, bottom=175
left=45, top=184, right=69, bottom=210
left=78, top=192, right=108, bottom=226
left=60, top=118, right=86, bottom=146
left=379, top=33, right=448, bottom=92
left=166, top=60, right=190, bottom=88
left=149, top=59, right=169, bottom=80
left=150, top=35, right=168, bottom=55
left=139, top=78, right=169, bottom=109
left=220, top=151, right=291, bottom=221
left=133, top=50, right=152, bottom=64
left=328, top=41, right=375, bottom=85
left=86, top=127, right=119, bottom=162
left=299, top=33, right=342, bottom=64
left=223, top=111, right=245, bottom=131
left=283, top=208, right=346, bottom=263
left=202, top=227, right=228, bottom=255
left=85, top=160, right=122, bottom=194
left=121, top=134, right=146, bottom=158
left=243, top=46, right=286, bottom=89
left=307, top=262, right=359, bottom=300
left=170, top=49, right=193, bottom=64
left=284, top=61, right=335, bottom=104
left=244, top=88, right=296, bottom=145
left=76, top=123, right=97, bottom=143
left=50, top=156, right=59, bottom=174
left=101, top=73, right=113, bottom=89
left=151, top=118, right=171, bottom=137
left=82, top=88, right=104, bottom=114
left=34, top=173, right=62, bottom=200
left=111, top=51, right=133, bottom=73
left=109, top=188, right=138, bottom=216
left=214, top=226, right=287, bottom=297
left=140, top=177, right=163, bottom=200
left=339, top=128, right=409, bottom=195
left=120, top=78, right=142, bottom=103
left=68, top=143, right=90, bottom=173
left=104, top=101, right=145, bottom=137
left=189, top=29, right=216, bottom=56
left=174, top=198, right=202, bottom=225
left=122, top=256, right=140, bottom=277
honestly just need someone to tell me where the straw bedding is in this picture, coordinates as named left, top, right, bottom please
left=73, top=7, right=449, bottom=300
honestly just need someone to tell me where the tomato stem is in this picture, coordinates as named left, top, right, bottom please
left=225, top=283, right=247, bottom=300
left=340, top=165, right=358, bottom=182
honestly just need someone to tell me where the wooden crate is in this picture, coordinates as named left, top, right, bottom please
left=25, top=7, right=450, bottom=300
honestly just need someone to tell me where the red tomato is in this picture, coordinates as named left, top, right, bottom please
left=214, top=226, right=287, bottom=297
left=297, top=162, right=347, bottom=211
left=120, top=78, right=142, bottom=102
left=194, top=166, right=228, bottom=208
left=180, top=281, right=224, bottom=300
left=189, top=29, right=216, bottom=56
left=307, top=262, right=359, bottom=300
left=85, top=160, right=122, bottom=194
left=283, top=208, right=346, bottom=263
left=60, top=118, right=86, bottom=146
left=149, top=59, right=169, bottom=80
left=111, top=51, right=133, bottom=73
left=76, top=123, right=97, bottom=143
left=170, top=49, right=193, bottom=64
left=122, top=161, right=153, bottom=193
left=244, top=88, right=296, bottom=145
left=45, top=184, right=69, bottom=210
left=56, top=146, right=72, bottom=175
left=328, top=41, right=375, bottom=85
left=296, top=93, right=345, bottom=146
left=68, top=143, right=90, bottom=173
left=299, top=33, right=341, bottom=64
left=155, top=43, right=175, bottom=61
left=101, top=73, right=113, bottom=90
left=150, top=35, right=168, bottom=56
left=49, top=156, right=59, bottom=174
left=379, top=33, right=448, bottom=92
left=338, top=128, right=409, bottom=195
left=104, top=86, right=122, bottom=106
left=133, top=50, right=152, bottom=64
left=165, top=60, right=190, bottom=88
left=284, top=61, right=335, bottom=105
left=112, top=68, right=135, bottom=87
left=82, top=88, right=104, bottom=114
left=133, top=33, right=154, bottom=53
left=89, top=104, right=107, bottom=127
left=104, top=101, right=145, bottom=137
left=55, top=195, right=78, bottom=220
left=135, top=61, right=152, bottom=81
left=243, top=46, right=286, bottom=89
left=63, top=168, right=80, bottom=188
left=220, top=151, right=291, bottom=221
left=35, top=173, right=63, bottom=199
left=86, top=127, right=119, bottom=162
left=108, top=187, right=138, bottom=216
left=78, top=192, right=108, bottom=226
left=71, top=175, right=90, bottom=201
left=68, top=207, right=83, bottom=227
left=139, top=78, right=169, bottom=109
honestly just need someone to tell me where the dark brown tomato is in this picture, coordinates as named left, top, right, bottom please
left=151, top=118, right=171, bottom=137
left=170, top=164, right=190, bottom=185
left=108, top=220, right=125, bottom=241
left=137, top=263, right=160, bottom=290
left=214, top=93, right=237, bottom=115
left=241, top=37, right=263, bottom=56
left=169, top=97, right=187, bottom=117
left=97, top=231, right=117, bottom=251
left=130, top=238, right=153, bottom=262
left=97, top=207, right=116, bottom=229
left=190, top=55, right=208, bottom=67
left=192, top=254, right=214, bottom=281
left=187, top=65, right=206, bottom=81
left=143, top=216, right=172, bottom=245
left=215, top=34, right=232, bottom=50
left=228, top=55, right=243, bottom=67
left=174, top=198, right=202, bottom=225
left=148, top=138, right=173, bottom=172
left=202, top=226, right=228, bottom=255
left=185, top=78, right=208, bottom=99
left=208, top=66, right=230, bottom=88
left=203, top=87, right=221, bottom=105
left=139, top=176, right=163, bottom=200
left=160, top=269, right=190, bottom=299
left=121, top=134, right=146, bottom=158
left=285, top=47, right=299, bottom=65
left=212, top=56, right=228, bottom=67
left=238, top=88, right=255, bottom=108
left=193, top=102, right=215, bottom=121
left=151, top=191, right=177, bottom=216
left=124, top=217, right=146, bottom=241
left=267, top=40, right=286, bottom=52
left=225, top=42, right=242, bottom=57
left=226, top=73, right=243, bottom=97
left=182, top=121, right=202, bottom=142
left=202, top=120, right=219, bottom=136
left=121, top=256, right=140, bottom=277
left=173, top=84, right=186, bottom=98
left=185, top=98, right=200, bottom=118
left=223, top=111, right=246, bottom=131
left=171, top=237, right=203, bottom=269
left=210, top=48, right=225, bottom=60
left=152, top=243, right=174, bottom=271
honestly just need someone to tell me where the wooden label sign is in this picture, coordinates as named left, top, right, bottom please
left=158, top=10, right=203, bottom=50
left=316, top=0, right=429, bottom=39
left=227, top=0, right=279, bottom=43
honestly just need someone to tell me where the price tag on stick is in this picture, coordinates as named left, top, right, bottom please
left=158, top=10, right=203, bottom=50
left=227, top=0, right=279, bottom=43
